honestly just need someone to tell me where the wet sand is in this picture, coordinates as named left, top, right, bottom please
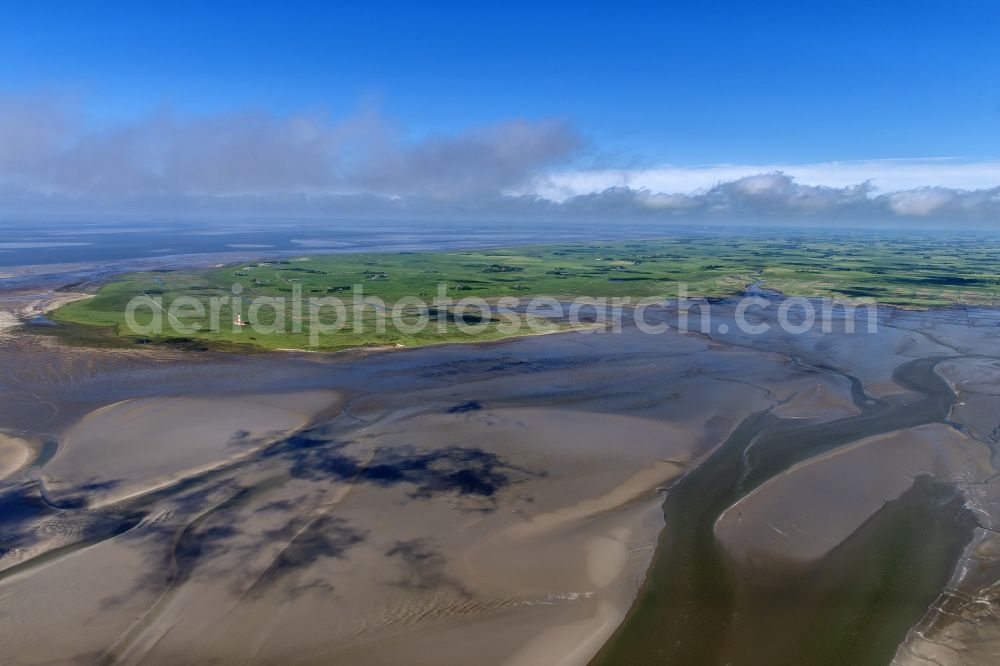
left=0, top=290, right=91, bottom=335
left=715, top=424, right=992, bottom=569
left=47, top=391, right=339, bottom=506
left=594, top=304, right=1000, bottom=665
left=0, top=317, right=774, bottom=664
left=1, top=287, right=1000, bottom=664
left=0, top=432, right=31, bottom=480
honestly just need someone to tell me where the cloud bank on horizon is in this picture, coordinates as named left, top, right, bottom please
left=2, top=95, right=999, bottom=224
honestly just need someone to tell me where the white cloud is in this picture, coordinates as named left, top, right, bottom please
left=2, top=93, right=1000, bottom=224
left=887, top=189, right=956, bottom=216
left=531, top=158, right=1000, bottom=201
left=0, top=95, right=581, bottom=202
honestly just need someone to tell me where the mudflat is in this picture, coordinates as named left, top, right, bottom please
left=1, top=291, right=1000, bottom=665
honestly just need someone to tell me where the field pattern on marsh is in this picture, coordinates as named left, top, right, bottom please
left=50, top=232, right=1000, bottom=351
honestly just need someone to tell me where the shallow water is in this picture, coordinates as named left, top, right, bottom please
left=0, top=219, right=724, bottom=269
left=0, top=290, right=998, bottom=664
left=593, top=355, right=974, bottom=664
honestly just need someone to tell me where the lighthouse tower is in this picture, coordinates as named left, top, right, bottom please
left=233, top=313, right=245, bottom=327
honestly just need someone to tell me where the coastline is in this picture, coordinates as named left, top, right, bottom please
left=3, top=243, right=1000, bottom=664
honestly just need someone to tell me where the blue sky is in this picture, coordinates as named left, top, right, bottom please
left=5, top=1, right=999, bottom=163
left=1, top=1, right=999, bottom=221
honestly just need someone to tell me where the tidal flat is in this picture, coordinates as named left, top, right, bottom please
left=2, top=274, right=1000, bottom=665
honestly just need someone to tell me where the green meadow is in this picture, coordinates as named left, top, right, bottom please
left=49, top=233, right=1000, bottom=352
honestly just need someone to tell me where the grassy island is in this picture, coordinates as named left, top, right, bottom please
left=49, top=233, right=1000, bottom=352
